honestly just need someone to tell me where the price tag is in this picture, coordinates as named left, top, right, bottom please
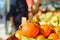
left=21, top=17, right=27, bottom=25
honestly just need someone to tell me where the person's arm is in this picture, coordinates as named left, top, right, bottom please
left=10, top=16, right=14, bottom=27
left=26, top=0, right=34, bottom=11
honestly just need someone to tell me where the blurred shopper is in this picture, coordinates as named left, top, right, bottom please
left=7, top=0, right=34, bottom=31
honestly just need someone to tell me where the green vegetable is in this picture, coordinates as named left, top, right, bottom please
left=38, top=14, right=46, bottom=22
left=45, top=12, right=53, bottom=20
left=22, top=36, right=28, bottom=40
left=45, top=38, right=53, bottom=40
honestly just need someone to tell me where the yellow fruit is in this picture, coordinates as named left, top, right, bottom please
left=36, top=35, right=45, bottom=40
left=31, top=16, right=39, bottom=23
left=50, top=15, right=59, bottom=26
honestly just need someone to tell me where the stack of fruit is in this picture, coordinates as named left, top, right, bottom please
left=14, top=21, right=60, bottom=40
left=7, top=10, right=60, bottom=40
left=38, top=12, right=60, bottom=26
left=13, top=9, right=60, bottom=40
left=7, top=5, right=60, bottom=40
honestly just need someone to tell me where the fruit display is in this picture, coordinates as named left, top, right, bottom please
left=6, top=21, right=60, bottom=40
left=6, top=5, right=60, bottom=40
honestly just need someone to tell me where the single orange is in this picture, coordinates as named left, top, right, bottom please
left=47, top=24, right=55, bottom=33
left=57, top=38, right=60, bottom=40
left=52, top=11, right=57, bottom=15
left=15, top=30, right=22, bottom=40
left=39, top=24, right=51, bottom=37
left=22, top=22, right=39, bottom=38
left=48, top=33, right=58, bottom=40
left=54, top=26, right=60, bottom=35
left=36, top=35, right=45, bottom=40
left=54, top=26, right=60, bottom=38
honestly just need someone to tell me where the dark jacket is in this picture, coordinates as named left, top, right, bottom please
left=7, top=0, right=28, bottom=29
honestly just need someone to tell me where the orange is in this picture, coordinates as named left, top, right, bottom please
left=47, top=24, right=55, bottom=33
left=48, top=33, right=58, bottom=40
left=53, top=11, right=57, bottom=15
left=54, top=26, right=60, bottom=35
left=22, top=22, right=39, bottom=38
left=47, top=24, right=53, bottom=30
left=54, top=26, right=60, bottom=38
left=15, top=30, right=22, bottom=40
left=57, top=38, right=60, bottom=40
left=36, top=35, right=45, bottom=40
left=39, top=24, right=51, bottom=37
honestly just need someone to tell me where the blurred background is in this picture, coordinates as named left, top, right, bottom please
left=0, top=0, right=60, bottom=40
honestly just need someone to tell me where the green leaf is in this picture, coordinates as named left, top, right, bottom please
left=22, top=36, right=37, bottom=40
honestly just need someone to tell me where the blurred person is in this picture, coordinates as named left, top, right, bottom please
left=26, top=0, right=34, bottom=19
left=7, top=0, right=34, bottom=31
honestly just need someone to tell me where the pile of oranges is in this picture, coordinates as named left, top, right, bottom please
left=15, top=22, right=60, bottom=40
